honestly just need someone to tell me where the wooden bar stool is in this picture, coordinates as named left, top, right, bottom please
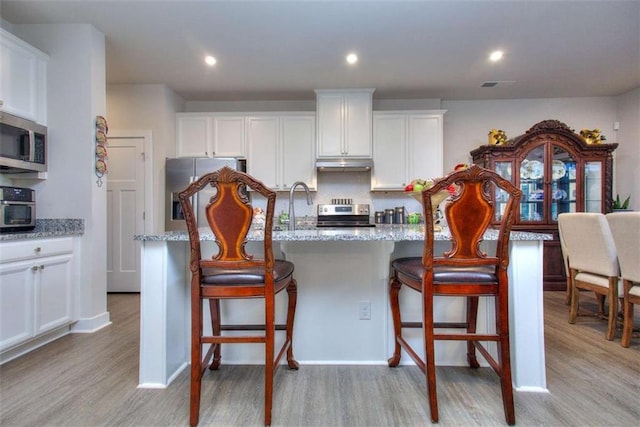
left=179, top=166, right=299, bottom=426
left=388, top=165, right=521, bottom=425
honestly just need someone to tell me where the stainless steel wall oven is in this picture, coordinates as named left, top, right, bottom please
left=0, top=186, right=36, bottom=232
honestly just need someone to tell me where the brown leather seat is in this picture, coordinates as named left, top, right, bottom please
left=388, top=164, right=521, bottom=425
left=179, top=166, right=298, bottom=426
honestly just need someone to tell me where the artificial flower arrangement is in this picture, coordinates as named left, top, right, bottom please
left=404, top=164, right=469, bottom=222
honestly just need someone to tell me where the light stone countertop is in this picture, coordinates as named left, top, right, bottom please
left=134, top=224, right=552, bottom=242
left=0, top=219, right=84, bottom=241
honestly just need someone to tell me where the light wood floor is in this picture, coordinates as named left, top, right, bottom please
left=1, top=292, right=638, bottom=426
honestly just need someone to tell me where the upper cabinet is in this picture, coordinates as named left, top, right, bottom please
left=212, top=115, right=246, bottom=157
left=176, top=114, right=210, bottom=157
left=176, top=113, right=246, bottom=158
left=371, top=111, right=445, bottom=191
left=0, top=28, right=48, bottom=125
left=471, top=119, right=618, bottom=291
left=316, top=89, right=374, bottom=158
left=246, top=113, right=316, bottom=191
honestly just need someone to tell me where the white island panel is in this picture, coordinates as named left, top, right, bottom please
left=135, top=226, right=550, bottom=392
left=280, top=241, right=395, bottom=363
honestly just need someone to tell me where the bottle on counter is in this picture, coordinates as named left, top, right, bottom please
left=394, top=207, right=405, bottom=224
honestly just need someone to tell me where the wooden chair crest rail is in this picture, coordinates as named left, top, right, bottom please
left=178, top=166, right=299, bottom=426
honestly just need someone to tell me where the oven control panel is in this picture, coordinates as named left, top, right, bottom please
left=317, top=204, right=370, bottom=216
left=0, top=186, right=35, bottom=202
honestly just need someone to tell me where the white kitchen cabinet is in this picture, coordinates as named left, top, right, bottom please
left=0, top=237, right=76, bottom=353
left=0, top=260, right=34, bottom=351
left=211, top=115, right=246, bottom=157
left=176, top=114, right=211, bottom=157
left=316, top=89, right=374, bottom=158
left=176, top=113, right=246, bottom=158
left=247, top=116, right=279, bottom=187
left=0, top=28, right=48, bottom=125
left=33, top=253, right=74, bottom=334
left=247, top=113, right=316, bottom=191
left=371, top=111, right=445, bottom=191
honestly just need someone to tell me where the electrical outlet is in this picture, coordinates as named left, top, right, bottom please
left=359, top=301, right=371, bottom=320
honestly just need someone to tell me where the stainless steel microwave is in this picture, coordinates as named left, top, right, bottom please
left=0, top=112, right=47, bottom=173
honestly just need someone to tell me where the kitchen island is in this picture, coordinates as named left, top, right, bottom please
left=134, top=225, right=551, bottom=392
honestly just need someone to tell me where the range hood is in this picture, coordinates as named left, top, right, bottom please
left=316, top=158, right=374, bottom=172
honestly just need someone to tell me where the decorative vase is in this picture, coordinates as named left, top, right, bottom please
left=488, top=129, right=507, bottom=145
left=406, top=189, right=451, bottom=230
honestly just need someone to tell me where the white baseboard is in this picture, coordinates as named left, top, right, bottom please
left=0, top=325, right=71, bottom=365
left=71, top=311, right=111, bottom=333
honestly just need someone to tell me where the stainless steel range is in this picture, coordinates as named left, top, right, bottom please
left=316, top=201, right=374, bottom=227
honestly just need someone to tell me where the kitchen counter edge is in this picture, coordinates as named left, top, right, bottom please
left=0, top=219, right=85, bottom=241
left=135, top=225, right=552, bottom=242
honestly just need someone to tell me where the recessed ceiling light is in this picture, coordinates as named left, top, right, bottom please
left=346, top=53, right=358, bottom=65
left=489, top=50, right=504, bottom=62
left=204, top=55, right=217, bottom=66
left=481, top=80, right=516, bottom=88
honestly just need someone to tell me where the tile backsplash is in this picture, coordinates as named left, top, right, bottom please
left=270, top=171, right=423, bottom=218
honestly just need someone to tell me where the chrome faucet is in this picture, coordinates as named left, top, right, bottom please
left=288, top=181, right=313, bottom=231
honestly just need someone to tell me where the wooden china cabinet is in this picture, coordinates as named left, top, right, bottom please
left=471, top=120, right=618, bottom=291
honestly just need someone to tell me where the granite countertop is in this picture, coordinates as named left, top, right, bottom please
left=135, top=225, right=552, bottom=242
left=0, top=219, right=85, bottom=241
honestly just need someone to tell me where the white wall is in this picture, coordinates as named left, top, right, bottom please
left=184, top=97, right=442, bottom=113
left=614, top=88, right=640, bottom=210
left=442, top=97, right=619, bottom=169
left=106, top=84, right=185, bottom=232
left=11, top=24, right=110, bottom=331
left=186, top=99, right=313, bottom=112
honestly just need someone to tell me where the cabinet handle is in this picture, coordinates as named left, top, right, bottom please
left=39, top=265, right=45, bottom=270
left=32, top=265, right=39, bottom=272
left=34, top=247, right=41, bottom=253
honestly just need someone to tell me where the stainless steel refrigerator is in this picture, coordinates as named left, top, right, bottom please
left=165, top=157, right=247, bottom=231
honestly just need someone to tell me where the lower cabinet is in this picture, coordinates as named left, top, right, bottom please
left=0, top=260, right=33, bottom=350
left=0, top=237, right=76, bottom=354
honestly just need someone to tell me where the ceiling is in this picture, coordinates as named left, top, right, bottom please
left=2, top=0, right=639, bottom=102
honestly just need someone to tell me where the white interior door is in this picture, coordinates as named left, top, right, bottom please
left=106, top=135, right=145, bottom=292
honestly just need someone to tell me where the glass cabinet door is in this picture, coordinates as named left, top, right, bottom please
left=584, top=161, right=602, bottom=212
left=519, top=145, right=545, bottom=223
left=551, top=145, right=577, bottom=222
left=494, top=161, right=512, bottom=221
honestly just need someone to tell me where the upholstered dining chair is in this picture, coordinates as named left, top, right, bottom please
left=178, top=166, right=299, bottom=426
left=558, top=221, right=573, bottom=305
left=557, top=213, right=619, bottom=340
left=559, top=222, right=607, bottom=314
left=606, top=212, right=640, bottom=347
left=388, top=164, right=521, bottom=425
